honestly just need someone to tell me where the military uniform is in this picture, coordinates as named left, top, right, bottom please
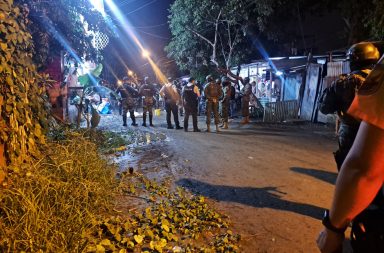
left=139, top=82, right=156, bottom=127
left=220, top=78, right=231, bottom=129
left=319, top=71, right=370, bottom=170
left=204, top=76, right=223, bottom=132
left=116, top=82, right=139, bottom=126
left=241, top=79, right=252, bottom=124
left=347, top=54, right=384, bottom=253
left=319, top=42, right=380, bottom=171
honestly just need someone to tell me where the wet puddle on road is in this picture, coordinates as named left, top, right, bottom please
left=108, top=130, right=170, bottom=175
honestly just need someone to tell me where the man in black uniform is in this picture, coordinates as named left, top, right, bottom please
left=182, top=77, right=201, bottom=132
left=139, top=77, right=156, bottom=127
left=318, top=42, right=380, bottom=171
left=116, top=77, right=139, bottom=127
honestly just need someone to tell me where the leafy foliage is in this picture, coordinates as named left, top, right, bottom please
left=166, top=0, right=256, bottom=71
left=0, top=0, right=49, bottom=166
left=15, top=0, right=111, bottom=70
left=86, top=174, right=241, bottom=252
left=167, top=0, right=384, bottom=70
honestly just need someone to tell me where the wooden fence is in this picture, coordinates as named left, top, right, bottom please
left=263, top=100, right=299, bottom=122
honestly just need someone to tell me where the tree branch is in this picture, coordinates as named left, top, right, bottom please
left=211, top=9, right=223, bottom=67
left=186, top=27, right=214, bottom=47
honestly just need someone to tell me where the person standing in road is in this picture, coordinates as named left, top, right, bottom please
left=116, top=76, right=139, bottom=127
left=159, top=78, right=183, bottom=129
left=139, top=77, right=157, bottom=127
left=220, top=76, right=232, bottom=129
left=317, top=54, right=384, bottom=253
left=182, top=77, right=201, bottom=132
left=318, top=42, right=380, bottom=171
left=239, top=77, right=252, bottom=124
left=204, top=75, right=223, bottom=133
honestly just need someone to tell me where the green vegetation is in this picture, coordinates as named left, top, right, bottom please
left=0, top=134, right=117, bottom=252
left=87, top=174, right=240, bottom=252
left=0, top=0, right=50, bottom=168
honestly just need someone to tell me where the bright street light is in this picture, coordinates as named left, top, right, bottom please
left=142, top=49, right=150, bottom=58
left=128, top=70, right=133, bottom=76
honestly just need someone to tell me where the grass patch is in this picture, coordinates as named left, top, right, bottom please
left=0, top=129, right=240, bottom=252
left=0, top=134, right=118, bottom=252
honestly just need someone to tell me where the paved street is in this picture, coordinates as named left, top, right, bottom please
left=99, top=112, right=340, bottom=252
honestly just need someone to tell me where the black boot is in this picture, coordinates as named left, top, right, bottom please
left=123, top=114, right=127, bottom=127
left=142, top=114, right=147, bottom=127
left=131, top=113, right=138, bottom=126
left=149, top=114, right=154, bottom=127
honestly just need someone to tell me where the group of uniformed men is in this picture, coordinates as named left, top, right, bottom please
left=116, top=73, right=253, bottom=132
left=114, top=41, right=384, bottom=252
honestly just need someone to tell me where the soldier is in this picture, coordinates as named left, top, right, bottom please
left=318, top=42, right=380, bottom=171
left=317, top=55, right=384, bottom=253
left=139, top=77, right=156, bottom=127
left=220, top=76, right=232, bottom=129
left=116, top=77, right=139, bottom=127
left=159, top=78, right=183, bottom=129
left=204, top=75, right=223, bottom=133
left=182, top=77, right=201, bottom=132
left=240, top=77, right=252, bottom=124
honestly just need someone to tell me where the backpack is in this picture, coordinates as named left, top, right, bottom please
left=230, top=85, right=236, bottom=100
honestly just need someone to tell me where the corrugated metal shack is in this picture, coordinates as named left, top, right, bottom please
left=233, top=53, right=348, bottom=123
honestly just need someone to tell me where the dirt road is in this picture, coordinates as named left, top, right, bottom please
left=99, top=113, right=339, bottom=252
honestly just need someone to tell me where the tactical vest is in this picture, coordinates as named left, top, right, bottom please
left=183, top=85, right=198, bottom=107
left=205, top=82, right=220, bottom=99
left=118, top=84, right=131, bottom=98
left=141, top=84, right=154, bottom=98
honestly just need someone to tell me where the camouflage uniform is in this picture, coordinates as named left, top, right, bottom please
left=116, top=83, right=138, bottom=126
left=204, top=80, right=223, bottom=129
left=241, top=82, right=252, bottom=117
left=220, top=80, right=231, bottom=127
left=139, top=83, right=156, bottom=126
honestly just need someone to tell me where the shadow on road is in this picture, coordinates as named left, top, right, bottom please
left=290, top=167, right=337, bottom=185
left=177, top=178, right=324, bottom=220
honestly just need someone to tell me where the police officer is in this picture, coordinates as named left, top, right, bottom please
left=240, top=77, right=252, bottom=124
left=220, top=76, right=232, bottom=129
left=182, top=77, right=201, bottom=132
left=116, top=77, right=139, bottom=127
left=318, top=42, right=380, bottom=171
left=139, top=77, right=156, bottom=127
left=204, top=75, right=223, bottom=132
left=159, top=78, right=183, bottom=129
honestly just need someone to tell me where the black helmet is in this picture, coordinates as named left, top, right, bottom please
left=243, top=77, right=250, bottom=84
left=347, top=42, right=380, bottom=70
left=215, top=78, right=221, bottom=84
left=206, top=75, right=214, bottom=82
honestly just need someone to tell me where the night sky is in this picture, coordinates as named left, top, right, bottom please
left=103, top=0, right=174, bottom=81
